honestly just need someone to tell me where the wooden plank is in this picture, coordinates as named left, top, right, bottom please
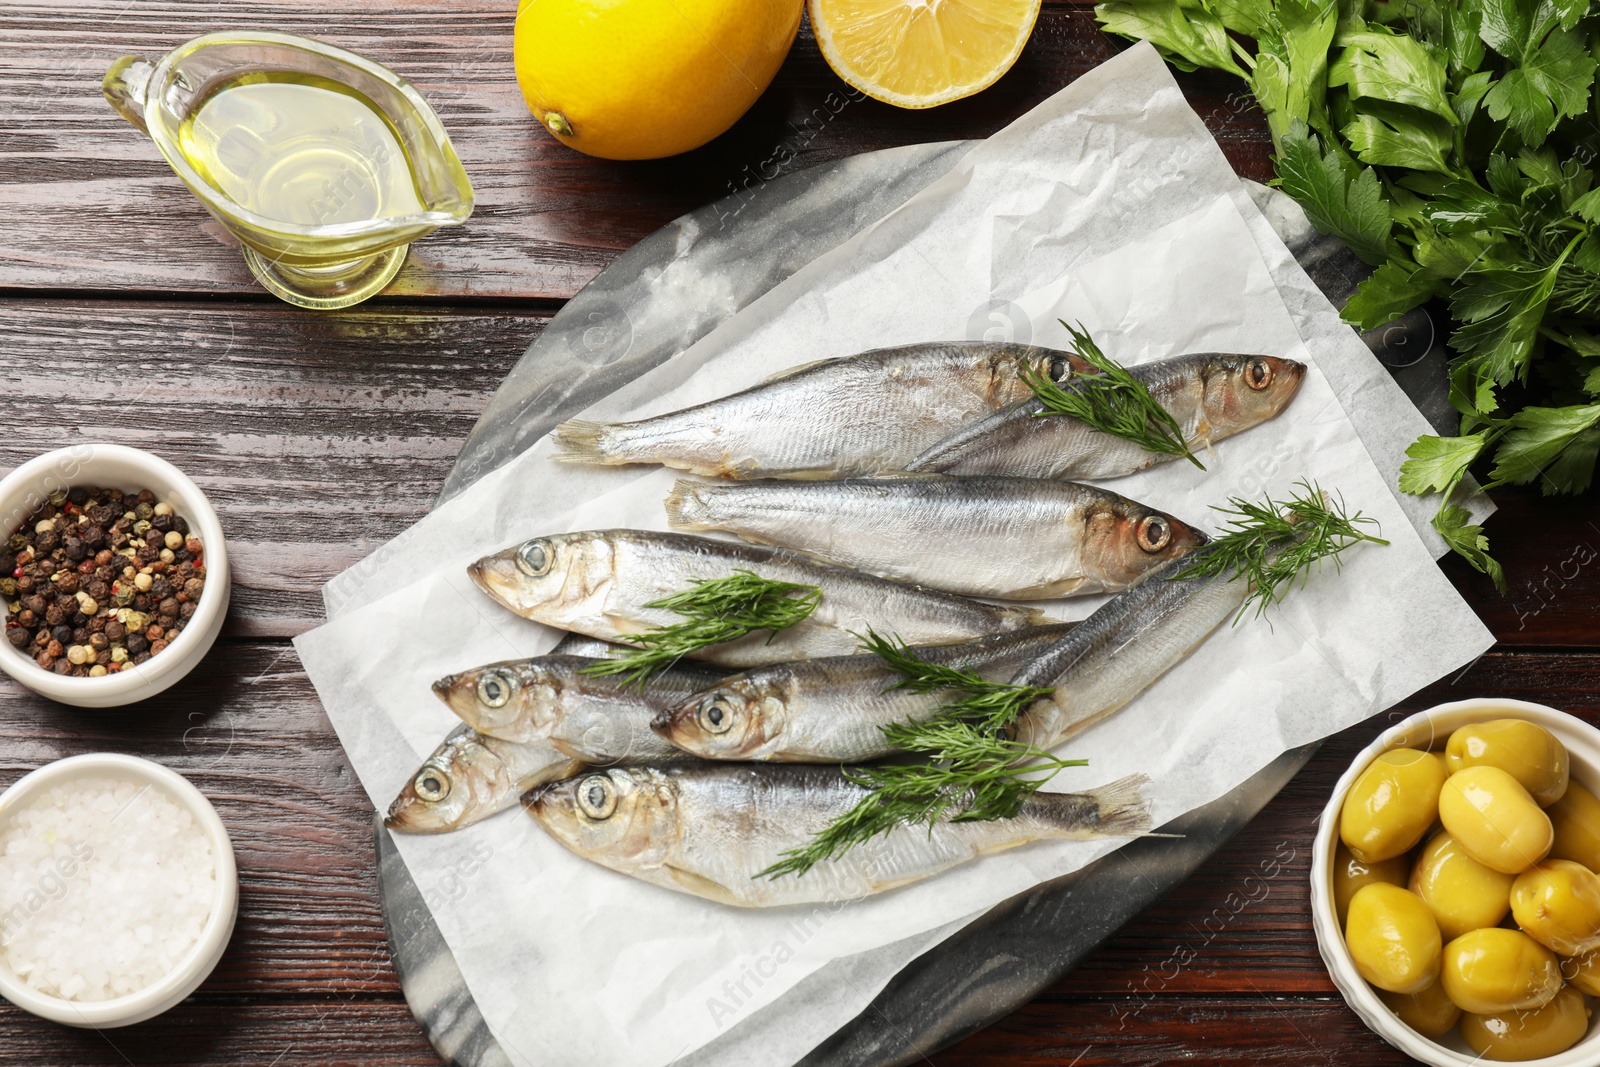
left=934, top=996, right=1412, bottom=1066
left=0, top=2, right=1270, bottom=300
left=0, top=1000, right=441, bottom=1066
left=0, top=297, right=538, bottom=637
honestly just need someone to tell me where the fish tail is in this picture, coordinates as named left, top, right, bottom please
left=552, top=419, right=623, bottom=465
left=1069, top=773, right=1152, bottom=837
left=663, top=480, right=719, bottom=531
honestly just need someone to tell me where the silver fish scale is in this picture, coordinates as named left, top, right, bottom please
left=906, top=353, right=1246, bottom=480
left=668, top=475, right=1194, bottom=599
left=1010, top=551, right=1250, bottom=749
left=601, top=531, right=1041, bottom=664
left=667, top=624, right=1078, bottom=762
left=649, top=765, right=1141, bottom=907
left=561, top=343, right=1063, bottom=479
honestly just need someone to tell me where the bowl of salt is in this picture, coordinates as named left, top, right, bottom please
left=0, top=753, right=238, bottom=1027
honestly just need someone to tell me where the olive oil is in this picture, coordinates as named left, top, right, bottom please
left=176, top=71, right=425, bottom=227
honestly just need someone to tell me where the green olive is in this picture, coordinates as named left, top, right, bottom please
left=1564, top=946, right=1600, bottom=997
left=1333, top=842, right=1409, bottom=927
left=1345, top=883, right=1442, bottom=994
left=1411, top=831, right=1514, bottom=940
left=1341, top=748, right=1448, bottom=863
left=1549, top=781, right=1600, bottom=873
left=1377, top=979, right=1461, bottom=1039
left=1446, top=719, right=1570, bottom=807
left=1511, top=859, right=1600, bottom=956
left=1439, top=766, right=1553, bottom=875
left=1459, top=983, right=1591, bottom=1061
left=1440, top=928, right=1562, bottom=1015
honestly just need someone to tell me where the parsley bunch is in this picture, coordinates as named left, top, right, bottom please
left=1097, top=0, right=1600, bottom=589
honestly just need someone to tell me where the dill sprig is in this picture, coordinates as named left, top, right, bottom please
left=759, top=630, right=1076, bottom=880
left=580, top=570, right=821, bottom=688
left=1171, top=480, right=1389, bottom=618
left=1020, top=322, right=1204, bottom=470
left=858, top=629, right=1053, bottom=734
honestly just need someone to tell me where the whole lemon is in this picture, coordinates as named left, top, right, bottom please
left=514, top=0, right=803, bottom=160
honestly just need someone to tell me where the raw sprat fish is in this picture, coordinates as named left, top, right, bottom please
left=434, top=654, right=725, bottom=762
left=655, top=624, right=1077, bottom=762
left=665, top=474, right=1206, bottom=599
left=906, top=353, right=1306, bottom=481
left=552, top=342, right=1095, bottom=479
left=467, top=529, right=1048, bottom=668
left=1006, top=542, right=1266, bottom=751
left=386, top=725, right=583, bottom=835
left=524, top=764, right=1151, bottom=907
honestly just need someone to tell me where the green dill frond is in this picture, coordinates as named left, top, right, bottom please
left=1171, top=479, right=1389, bottom=618
left=1020, top=322, right=1204, bottom=469
left=761, top=631, right=1073, bottom=879
left=581, top=570, right=821, bottom=688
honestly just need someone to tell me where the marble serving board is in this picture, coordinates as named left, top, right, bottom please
left=375, top=140, right=1445, bottom=1067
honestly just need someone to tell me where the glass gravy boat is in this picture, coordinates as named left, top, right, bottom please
left=104, top=31, right=474, bottom=309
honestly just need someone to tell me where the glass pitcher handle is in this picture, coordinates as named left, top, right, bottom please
left=103, top=56, right=154, bottom=133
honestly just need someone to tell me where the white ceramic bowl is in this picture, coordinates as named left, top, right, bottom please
left=0, top=445, right=231, bottom=707
left=0, top=753, right=239, bottom=1027
left=1312, top=698, right=1600, bottom=1066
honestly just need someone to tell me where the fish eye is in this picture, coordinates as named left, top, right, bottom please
left=414, top=767, right=451, bottom=803
left=476, top=669, right=517, bottom=709
left=515, top=539, right=553, bottom=577
left=1137, top=515, right=1172, bottom=553
left=1049, top=354, right=1073, bottom=383
left=699, top=695, right=737, bottom=735
left=1244, top=358, right=1274, bottom=391
left=577, top=774, right=617, bottom=820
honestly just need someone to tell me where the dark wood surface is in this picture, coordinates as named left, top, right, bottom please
left=0, top=3, right=1593, bottom=1065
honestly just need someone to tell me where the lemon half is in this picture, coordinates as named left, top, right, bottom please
left=809, top=0, right=1042, bottom=109
left=515, top=0, right=804, bottom=160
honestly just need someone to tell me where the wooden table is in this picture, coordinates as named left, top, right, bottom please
left=2, top=3, right=1593, bottom=1064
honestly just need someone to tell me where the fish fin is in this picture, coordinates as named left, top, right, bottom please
left=759, top=357, right=835, bottom=384
left=663, top=480, right=717, bottom=531
left=1004, top=604, right=1055, bottom=627
left=663, top=864, right=748, bottom=907
left=552, top=420, right=622, bottom=465
left=1084, top=773, right=1153, bottom=836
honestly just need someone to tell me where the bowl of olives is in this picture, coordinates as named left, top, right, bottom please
left=1312, top=698, right=1600, bottom=1064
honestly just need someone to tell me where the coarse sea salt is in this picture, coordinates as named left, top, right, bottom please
left=0, top=776, right=216, bottom=1002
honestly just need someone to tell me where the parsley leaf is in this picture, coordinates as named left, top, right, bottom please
left=1274, top=121, right=1395, bottom=264
left=1342, top=260, right=1439, bottom=330
left=1477, top=0, right=1596, bottom=147
left=1252, top=0, right=1339, bottom=144
left=1433, top=505, right=1505, bottom=591
left=1399, top=432, right=1488, bottom=494
left=1343, top=111, right=1454, bottom=174
left=1489, top=403, right=1600, bottom=493
left=1095, top=0, right=1249, bottom=77
left=1448, top=259, right=1564, bottom=390
left=1329, top=23, right=1456, bottom=125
